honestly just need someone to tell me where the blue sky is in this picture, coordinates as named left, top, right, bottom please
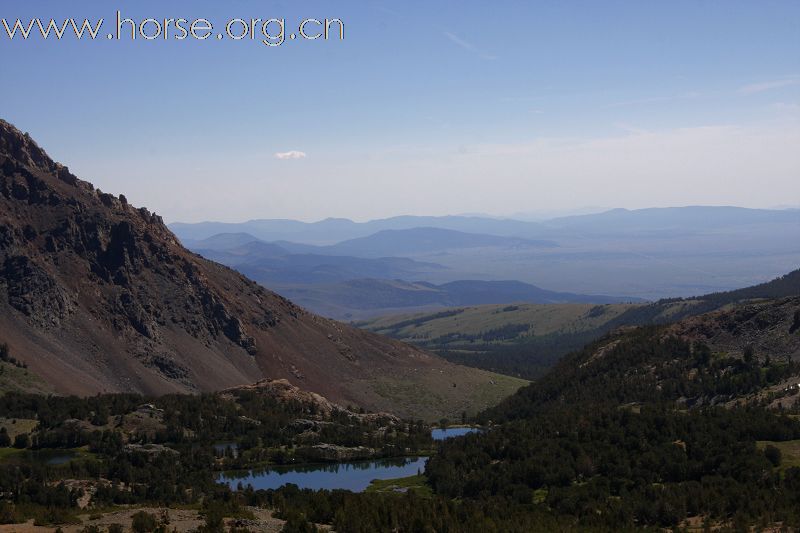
left=2, top=0, right=798, bottom=222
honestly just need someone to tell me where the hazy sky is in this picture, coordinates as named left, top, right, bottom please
left=2, top=0, right=799, bottom=222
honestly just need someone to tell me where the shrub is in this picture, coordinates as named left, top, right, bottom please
left=13, top=433, right=29, bottom=449
left=281, top=512, right=319, bottom=533
left=765, top=445, right=782, bottom=467
left=131, top=511, right=158, bottom=533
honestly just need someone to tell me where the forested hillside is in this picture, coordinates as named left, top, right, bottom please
left=423, top=297, right=800, bottom=529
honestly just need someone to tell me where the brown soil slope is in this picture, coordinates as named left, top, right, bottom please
left=0, top=119, right=524, bottom=419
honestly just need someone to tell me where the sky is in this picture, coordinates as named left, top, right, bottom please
left=1, top=0, right=799, bottom=223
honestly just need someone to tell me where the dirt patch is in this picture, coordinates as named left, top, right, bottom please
left=0, top=506, right=298, bottom=533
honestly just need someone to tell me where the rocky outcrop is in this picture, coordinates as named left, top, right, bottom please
left=297, top=444, right=377, bottom=462
left=227, top=378, right=402, bottom=424
left=2, top=255, right=74, bottom=327
left=667, top=296, right=800, bottom=362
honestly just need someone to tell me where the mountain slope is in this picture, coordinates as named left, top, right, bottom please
left=360, top=302, right=640, bottom=378
left=483, top=296, right=800, bottom=422
left=0, top=119, right=524, bottom=420
left=361, top=269, right=800, bottom=379
left=604, top=267, right=800, bottom=328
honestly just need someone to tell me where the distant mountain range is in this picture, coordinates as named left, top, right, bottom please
left=171, top=215, right=552, bottom=245
left=186, top=227, right=556, bottom=258
left=320, top=228, right=556, bottom=258
left=171, top=207, right=800, bottom=301
left=545, top=206, right=800, bottom=236
left=171, top=206, right=800, bottom=244
left=182, top=232, right=637, bottom=319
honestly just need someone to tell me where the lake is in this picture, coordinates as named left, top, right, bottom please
left=220, top=426, right=485, bottom=492
left=431, top=427, right=481, bottom=440
left=220, top=456, right=427, bottom=492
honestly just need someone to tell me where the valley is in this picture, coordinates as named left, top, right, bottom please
left=3, top=1, right=798, bottom=530
left=2, top=292, right=798, bottom=531
left=2, top=119, right=799, bottom=531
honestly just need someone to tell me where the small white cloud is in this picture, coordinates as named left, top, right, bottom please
left=444, top=31, right=473, bottom=51
left=738, top=78, right=800, bottom=95
left=274, top=150, right=307, bottom=160
left=443, top=31, right=496, bottom=60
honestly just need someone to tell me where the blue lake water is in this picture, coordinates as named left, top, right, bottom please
left=220, top=456, right=428, bottom=492
left=431, top=427, right=481, bottom=440
left=220, top=427, right=484, bottom=492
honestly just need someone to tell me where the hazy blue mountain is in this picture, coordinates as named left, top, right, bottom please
left=184, top=232, right=269, bottom=251
left=274, top=278, right=640, bottom=320
left=234, top=255, right=445, bottom=285
left=184, top=236, right=445, bottom=285
left=170, top=218, right=336, bottom=243
left=320, top=228, right=557, bottom=258
left=544, top=206, right=800, bottom=235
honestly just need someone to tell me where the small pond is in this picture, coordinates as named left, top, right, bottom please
left=431, top=427, right=482, bottom=440
left=28, top=449, right=77, bottom=465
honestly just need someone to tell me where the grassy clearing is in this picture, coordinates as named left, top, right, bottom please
left=756, top=439, right=800, bottom=472
left=0, top=448, right=24, bottom=460
left=362, top=368, right=527, bottom=422
left=0, top=362, right=52, bottom=395
left=362, top=303, right=638, bottom=343
left=366, top=474, right=433, bottom=496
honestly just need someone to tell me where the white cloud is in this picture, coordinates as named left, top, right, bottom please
left=443, top=31, right=496, bottom=60
left=738, top=78, right=800, bottom=95
left=444, top=31, right=473, bottom=51
left=274, top=150, right=307, bottom=160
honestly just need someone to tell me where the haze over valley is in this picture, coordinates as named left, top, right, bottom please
left=172, top=207, right=800, bottom=318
